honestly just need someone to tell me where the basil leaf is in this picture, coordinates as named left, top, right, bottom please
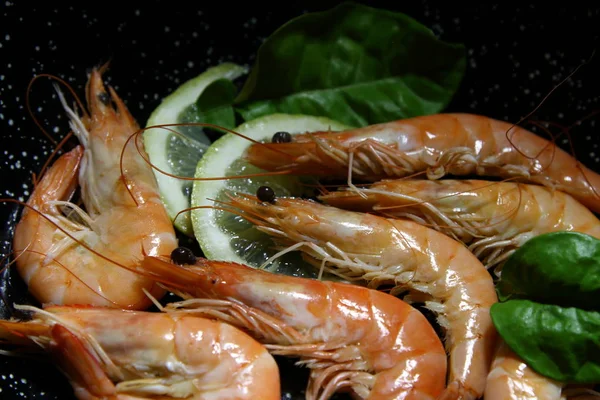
left=491, top=300, right=600, bottom=383
left=497, top=231, right=600, bottom=311
left=234, top=1, right=466, bottom=127
left=179, top=78, right=238, bottom=130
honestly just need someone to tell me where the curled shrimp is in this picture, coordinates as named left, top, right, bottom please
left=136, top=255, right=448, bottom=400
left=243, top=113, right=600, bottom=214
left=210, top=192, right=498, bottom=400
left=11, top=67, right=178, bottom=309
left=319, top=179, right=600, bottom=273
left=0, top=304, right=280, bottom=399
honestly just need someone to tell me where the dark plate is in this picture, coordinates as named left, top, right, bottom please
left=1, top=1, right=599, bottom=399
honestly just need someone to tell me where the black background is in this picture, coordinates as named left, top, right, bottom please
left=1, top=1, right=599, bottom=398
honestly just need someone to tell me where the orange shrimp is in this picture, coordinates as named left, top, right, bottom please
left=319, top=179, right=600, bottom=273
left=137, top=255, right=448, bottom=400
left=244, top=113, right=600, bottom=214
left=0, top=304, right=280, bottom=399
left=208, top=192, right=498, bottom=400
left=485, top=341, right=600, bottom=400
left=484, top=340, right=566, bottom=400
left=11, top=67, right=178, bottom=309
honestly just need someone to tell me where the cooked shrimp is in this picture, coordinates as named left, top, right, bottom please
left=207, top=193, right=498, bottom=400
left=484, top=340, right=566, bottom=400
left=137, top=255, right=448, bottom=400
left=319, top=179, right=600, bottom=273
left=485, top=340, right=600, bottom=400
left=0, top=304, right=279, bottom=400
left=244, top=113, right=600, bottom=214
left=11, top=67, right=178, bottom=309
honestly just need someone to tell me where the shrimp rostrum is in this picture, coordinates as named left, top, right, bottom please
left=320, top=179, right=600, bottom=273
left=244, top=113, right=600, bottom=214
left=0, top=305, right=280, bottom=399
left=137, top=255, right=448, bottom=400
left=208, top=192, right=498, bottom=400
left=11, top=67, right=178, bottom=309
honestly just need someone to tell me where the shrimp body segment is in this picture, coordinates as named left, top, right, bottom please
left=320, top=179, right=600, bottom=271
left=12, top=68, right=178, bottom=309
left=484, top=340, right=566, bottom=400
left=139, top=256, right=448, bottom=400
left=0, top=305, right=280, bottom=400
left=244, top=113, right=600, bottom=214
left=213, top=194, right=498, bottom=400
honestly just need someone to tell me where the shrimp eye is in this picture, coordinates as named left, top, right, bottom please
left=257, top=186, right=276, bottom=203
left=272, top=131, right=292, bottom=143
left=171, top=247, right=197, bottom=265
left=98, top=91, right=111, bottom=105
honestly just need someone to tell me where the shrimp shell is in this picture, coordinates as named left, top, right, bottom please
left=244, top=113, right=600, bottom=214
left=484, top=340, right=566, bottom=400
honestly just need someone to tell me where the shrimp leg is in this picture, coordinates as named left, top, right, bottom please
left=319, top=179, right=600, bottom=273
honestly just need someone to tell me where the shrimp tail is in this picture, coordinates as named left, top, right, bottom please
left=48, top=324, right=117, bottom=398
left=85, top=68, right=138, bottom=130
left=21, top=145, right=83, bottom=212
left=0, top=316, right=116, bottom=398
left=12, top=145, right=91, bottom=305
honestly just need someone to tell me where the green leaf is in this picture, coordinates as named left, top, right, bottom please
left=491, top=300, right=600, bottom=383
left=233, top=1, right=466, bottom=127
left=497, top=231, right=600, bottom=311
left=198, top=78, right=237, bottom=106
left=179, top=78, right=239, bottom=130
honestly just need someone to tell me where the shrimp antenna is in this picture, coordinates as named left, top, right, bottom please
left=505, top=47, right=596, bottom=155
left=26, top=74, right=88, bottom=188
left=32, top=131, right=75, bottom=188
left=123, top=124, right=296, bottom=193
left=26, top=73, right=89, bottom=145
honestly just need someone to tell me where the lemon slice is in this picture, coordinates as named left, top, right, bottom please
left=191, top=113, right=350, bottom=277
left=143, top=62, right=248, bottom=235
